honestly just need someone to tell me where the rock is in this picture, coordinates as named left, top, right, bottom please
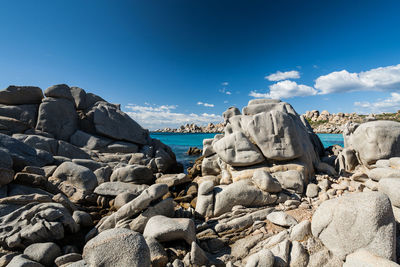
left=252, top=170, right=282, bottom=193
left=247, top=110, right=303, bottom=160
left=106, top=141, right=139, bottom=153
left=213, top=132, right=265, bottom=167
left=378, top=178, right=400, bottom=208
left=54, top=253, right=82, bottom=267
left=311, top=191, right=396, bottom=260
left=51, top=162, right=98, bottom=202
left=289, top=220, right=311, bottom=241
left=316, top=162, right=337, bottom=176
left=213, top=180, right=276, bottom=217
left=306, top=184, right=319, bottom=198
left=346, top=121, right=400, bottom=166
left=93, top=166, right=112, bottom=184
left=290, top=241, right=309, bottom=267
left=343, top=248, right=400, bottom=267
left=13, top=133, right=58, bottom=155
left=0, top=115, right=30, bottom=134
left=71, top=159, right=105, bottom=171
left=6, top=254, right=44, bottom=267
left=187, top=146, right=202, bottom=155
left=201, top=154, right=221, bottom=176
left=70, top=86, right=87, bottom=110
left=273, top=170, right=304, bottom=194
left=267, top=211, right=298, bottom=227
left=57, top=140, right=90, bottom=159
left=0, top=202, right=77, bottom=249
left=0, top=86, right=43, bottom=105
left=143, top=215, right=196, bottom=244
left=36, top=98, right=77, bottom=141
left=24, top=242, right=61, bottom=266
left=245, top=249, right=274, bottom=267
left=270, top=239, right=290, bottom=267
left=0, top=104, right=38, bottom=128
left=155, top=173, right=190, bottom=187
left=0, top=133, right=53, bottom=170
left=368, top=167, right=400, bottom=181
left=69, top=130, right=112, bottom=151
left=223, top=107, right=241, bottom=122
left=110, top=165, right=154, bottom=185
left=94, top=182, right=148, bottom=197
left=113, top=192, right=137, bottom=210
left=195, top=181, right=215, bottom=218
left=72, top=210, right=93, bottom=228
left=0, top=148, right=14, bottom=186
left=93, top=103, right=149, bottom=145
left=202, top=138, right=216, bottom=157
left=145, top=237, right=168, bottom=267
left=44, top=84, right=74, bottom=101
left=83, top=228, right=150, bottom=267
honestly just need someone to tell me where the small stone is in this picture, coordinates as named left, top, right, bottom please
left=306, top=184, right=319, bottom=198
left=267, top=211, right=298, bottom=227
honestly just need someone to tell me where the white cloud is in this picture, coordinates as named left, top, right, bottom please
left=354, top=92, right=400, bottom=113
left=265, top=70, right=300, bottom=81
left=197, top=101, right=215, bottom=107
left=315, top=64, right=400, bottom=94
left=249, top=80, right=317, bottom=99
left=125, top=104, right=222, bottom=130
left=225, top=91, right=231, bottom=95
left=219, top=88, right=232, bottom=95
left=221, top=82, right=229, bottom=86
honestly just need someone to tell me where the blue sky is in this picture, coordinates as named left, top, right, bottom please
left=1, top=0, right=400, bottom=129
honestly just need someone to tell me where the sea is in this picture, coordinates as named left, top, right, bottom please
left=150, top=132, right=344, bottom=170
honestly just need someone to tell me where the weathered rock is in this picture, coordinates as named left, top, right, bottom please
left=70, top=86, right=87, bottom=110
left=195, top=181, right=215, bottom=218
left=368, top=167, right=400, bottom=181
left=378, top=178, right=400, bottom=208
left=106, top=141, right=139, bottom=153
left=73, top=210, right=93, bottom=228
left=290, top=241, right=309, bottom=267
left=155, top=173, right=190, bottom=187
left=69, top=130, right=112, bottom=151
left=190, top=241, right=209, bottom=266
left=6, top=254, right=44, bottom=267
left=0, top=133, right=53, bottom=170
left=0, top=104, right=38, bottom=128
left=54, top=253, right=82, bottom=267
left=252, top=170, right=282, bottom=193
left=24, top=242, right=61, bottom=266
left=0, top=86, right=43, bottom=105
left=36, top=98, right=77, bottom=141
left=83, top=228, right=150, bottom=267
left=213, top=132, right=265, bottom=167
left=110, top=164, right=154, bottom=185
left=143, top=215, right=196, bottom=244
left=93, top=103, right=148, bottom=145
left=245, top=248, right=275, bottom=267
left=94, top=182, right=148, bottom=197
left=273, top=170, right=304, bottom=194
left=271, top=239, right=290, bottom=267
left=343, top=248, right=400, bottom=267
left=306, top=183, right=319, bottom=198
left=93, top=166, right=112, bottom=184
left=311, top=191, right=396, bottom=260
left=0, top=202, right=77, bottom=249
left=223, top=107, right=241, bottom=122
left=44, top=84, right=74, bottom=101
left=289, top=220, right=311, bottom=241
left=145, top=237, right=168, bottom=267
left=267, top=211, right=298, bottom=227
left=201, top=154, right=221, bottom=176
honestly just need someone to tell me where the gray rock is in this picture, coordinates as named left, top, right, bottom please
left=247, top=110, right=303, bottom=160
left=252, top=170, right=282, bottom=193
left=311, top=191, right=396, bottom=260
left=56, top=141, right=90, bottom=159
left=113, top=192, right=137, bottom=210
left=51, top=162, right=98, bottom=202
left=195, top=181, right=215, bottom=218
left=201, top=154, right=221, bottom=176
left=202, top=138, right=215, bottom=157
left=343, top=248, right=400, bottom=267
left=93, top=166, right=112, bottom=184
left=71, top=159, right=105, bottom=171
left=143, top=215, right=196, bottom=244
left=273, top=170, right=304, bottom=194
left=0, top=149, right=14, bottom=186
left=6, top=254, right=44, bottom=267
left=289, top=220, right=311, bottom=241
left=190, top=241, right=209, bottom=266
left=93, top=103, right=148, bottom=145
left=155, top=173, right=190, bottom=187
left=346, top=121, right=400, bottom=166
left=213, top=132, right=265, bottom=167
left=368, top=167, right=400, bottom=181
left=378, top=178, right=400, bottom=208
left=245, top=249, right=274, bottom=267
left=69, top=130, right=112, bottom=151
left=110, top=165, right=154, bottom=185
left=290, top=241, right=309, bottom=267
left=0, top=133, right=53, bottom=170
left=0, top=86, right=43, bottom=105
left=145, top=237, right=168, bottom=267
left=65, top=259, right=86, bottom=267
left=72, top=211, right=93, bottom=228
left=94, top=182, right=148, bottom=197
left=271, top=239, right=290, bottom=267
left=213, top=180, right=276, bottom=217
left=54, top=253, right=82, bottom=267
left=83, top=228, right=150, bottom=267
left=106, top=141, right=139, bottom=153
left=223, top=107, right=241, bottom=122
left=306, top=183, right=319, bottom=198
left=24, top=242, right=61, bottom=266
left=0, top=104, right=38, bottom=128
left=36, top=98, right=77, bottom=141
left=70, top=86, right=87, bottom=110
left=0, top=202, right=77, bottom=249
left=267, top=211, right=298, bottom=227
left=44, top=84, right=74, bottom=101
left=0, top=116, right=30, bottom=135
left=12, top=134, right=58, bottom=155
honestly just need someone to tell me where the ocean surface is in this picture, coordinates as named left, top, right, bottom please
left=150, top=132, right=344, bottom=170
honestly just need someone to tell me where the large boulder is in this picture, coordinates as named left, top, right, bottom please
left=345, top=121, right=400, bottom=166
left=0, top=104, right=38, bottom=128
left=110, top=164, right=154, bottom=185
left=36, top=97, right=78, bottom=141
left=378, top=178, right=400, bottom=208
left=0, top=86, right=43, bottom=104
left=93, top=103, right=149, bottom=145
left=83, top=228, right=150, bottom=267
left=44, top=84, right=74, bottom=101
left=311, top=191, right=396, bottom=261
left=23, top=242, right=61, bottom=266
left=0, top=133, right=53, bottom=170
left=94, top=182, right=148, bottom=197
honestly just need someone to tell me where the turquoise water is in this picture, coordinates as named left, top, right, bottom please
left=150, top=132, right=344, bottom=170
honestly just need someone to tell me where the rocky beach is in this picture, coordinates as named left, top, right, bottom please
left=0, top=84, right=399, bottom=266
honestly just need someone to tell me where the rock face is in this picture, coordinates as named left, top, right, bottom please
left=0, top=86, right=43, bottom=105
left=83, top=228, right=150, bottom=267
left=311, top=191, right=396, bottom=261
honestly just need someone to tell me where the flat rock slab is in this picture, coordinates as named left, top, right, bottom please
left=94, top=182, right=149, bottom=197
left=155, top=173, right=191, bottom=187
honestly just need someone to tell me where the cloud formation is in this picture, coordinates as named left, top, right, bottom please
left=354, top=92, right=400, bottom=113
left=265, top=70, right=300, bottom=81
left=315, top=64, right=400, bottom=94
left=197, top=101, right=215, bottom=107
left=250, top=80, right=317, bottom=99
left=125, top=104, right=222, bottom=130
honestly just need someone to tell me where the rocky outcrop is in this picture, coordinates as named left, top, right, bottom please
left=155, top=122, right=224, bottom=133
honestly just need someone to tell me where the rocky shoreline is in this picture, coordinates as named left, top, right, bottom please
left=0, top=86, right=400, bottom=266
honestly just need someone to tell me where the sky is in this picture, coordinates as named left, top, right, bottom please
left=1, top=0, right=400, bottom=130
